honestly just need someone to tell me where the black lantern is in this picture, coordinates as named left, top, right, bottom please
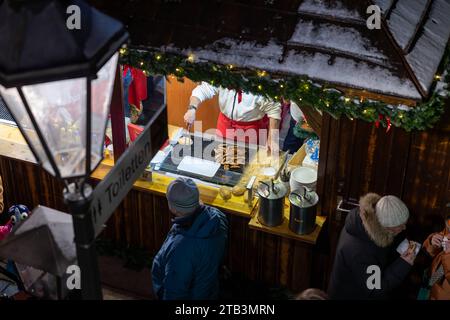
left=0, top=0, right=129, bottom=300
left=0, top=0, right=128, bottom=181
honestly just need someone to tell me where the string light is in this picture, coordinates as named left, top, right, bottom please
left=257, top=70, right=267, bottom=77
left=187, top=54, right=195, bottom=63
left=120, top=49, right=448, bottom=131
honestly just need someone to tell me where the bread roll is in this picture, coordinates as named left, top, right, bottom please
left=232, top=185, right=246, bottom=196
left=219, top=187, right=232, bottom=201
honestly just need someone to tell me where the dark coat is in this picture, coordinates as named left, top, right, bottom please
left=328, top=193, right=412, bottom=300
left=152, top=205, right=228, bottom=300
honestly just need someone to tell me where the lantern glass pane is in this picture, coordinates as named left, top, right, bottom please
left=90, top=53, right=118, bottom=171
left=22, top=78, right=87, bottom=178
left=0, top=86, right=55, bottom=176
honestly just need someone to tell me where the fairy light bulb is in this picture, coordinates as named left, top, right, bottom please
left=187, top=54, right=195, bottom=63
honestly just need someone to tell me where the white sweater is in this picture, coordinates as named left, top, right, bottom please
left=192, top=82, right=281, bottom=122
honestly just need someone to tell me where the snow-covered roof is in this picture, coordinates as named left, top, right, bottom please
left=373, top=0, right=450, bottom=95
left=91, top=0, right=450, bottom=102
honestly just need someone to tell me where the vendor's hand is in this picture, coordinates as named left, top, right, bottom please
left=431, top=233, right=444, bottom=249
left=184, top=109, right=196, bottom=125
left=401, top=242, right=417, bottom=265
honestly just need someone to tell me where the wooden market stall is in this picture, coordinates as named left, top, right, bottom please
left=0, top=0, right=449, bottom=296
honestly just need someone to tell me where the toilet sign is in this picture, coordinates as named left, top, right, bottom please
left=89, top=122, right=153, bottom=237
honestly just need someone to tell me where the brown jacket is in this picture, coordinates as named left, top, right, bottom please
left=0, top=176, right=3, bottom=213
left=423, top=230, right=450, bottom=300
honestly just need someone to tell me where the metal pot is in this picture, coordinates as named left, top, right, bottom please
left=289, top=186, right=319, bottom=235
left=257, top=179, right=287, bottom=227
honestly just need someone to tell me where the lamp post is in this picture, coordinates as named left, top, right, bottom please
left=0, top=0, right=129, bottom=300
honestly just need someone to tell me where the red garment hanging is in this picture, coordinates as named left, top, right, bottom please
left=123, top=65, right=147, bottom=110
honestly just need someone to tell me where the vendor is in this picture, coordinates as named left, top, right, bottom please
left=183, top=82, right=281, bottom=151
left=282, top=101, right=317, bottom=154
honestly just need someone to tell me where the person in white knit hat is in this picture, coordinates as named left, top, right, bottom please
left=375, top=195, right=410, bottom=233
left=328, top=193, right=416, bottom=300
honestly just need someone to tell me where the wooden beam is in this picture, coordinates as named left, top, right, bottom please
left=335, top=86, right=418, bottom=107
left=298, top=104, right=322, bottom=137
left=380, top=14, right=428, bottom=98
left=110, top=63, right=127, bottom=162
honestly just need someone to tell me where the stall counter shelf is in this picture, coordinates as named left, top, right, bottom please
left=249, top=197, right=326, bottom=245
left=91, top=156, right=258, bottom=217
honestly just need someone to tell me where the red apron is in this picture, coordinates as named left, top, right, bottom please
left=216, top=112, right=268, bottom=144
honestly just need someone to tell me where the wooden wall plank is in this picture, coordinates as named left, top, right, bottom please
left=166, top=77, right=220, bottom=132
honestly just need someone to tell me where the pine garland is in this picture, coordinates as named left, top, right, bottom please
left=119, top=47, right=450, bottom=131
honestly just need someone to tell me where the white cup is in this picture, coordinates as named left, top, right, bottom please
left=290, top=167, right=317, bottom=191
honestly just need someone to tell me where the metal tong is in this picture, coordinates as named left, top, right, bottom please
left=184, top=122, right=192, bottom=140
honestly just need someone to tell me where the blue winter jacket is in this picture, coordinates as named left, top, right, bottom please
left=152, top=205, right=228, bottom=300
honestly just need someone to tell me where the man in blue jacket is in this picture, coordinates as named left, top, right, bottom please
left=152, top=178, right=229, bottom=300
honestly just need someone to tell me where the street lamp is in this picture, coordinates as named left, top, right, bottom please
left=0, top=0, right=129, bottom=299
